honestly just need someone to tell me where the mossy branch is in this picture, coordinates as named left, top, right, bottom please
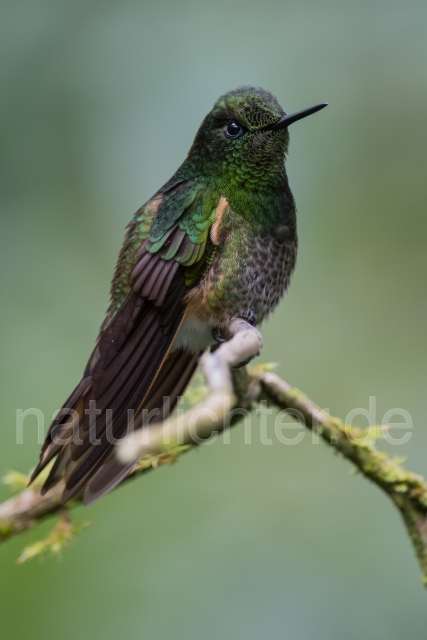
left=0, top=320, right=426, bottom=584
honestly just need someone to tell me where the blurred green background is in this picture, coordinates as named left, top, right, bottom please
left=1, top=0, right=427, bottom=637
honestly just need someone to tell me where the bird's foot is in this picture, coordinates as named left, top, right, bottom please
left=211, top=309, right=258, bottom=368
left=240, top=309, right=257, bottom=327
left=211, top=327, right=227, bottom=344
left=211, top=309, right=257, bottom=345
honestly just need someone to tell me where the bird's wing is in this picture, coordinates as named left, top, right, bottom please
left=31, top=180, right=222, bottom=503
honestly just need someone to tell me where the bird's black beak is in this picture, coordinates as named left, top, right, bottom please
left=266, top=102, right=328, bottom=131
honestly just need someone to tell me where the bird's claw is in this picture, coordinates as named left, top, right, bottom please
left=233, top=357, right=253, bottom=369
left=211, top=309, right=258, bottom=366
left=240, top=309, right=257, bottom=327
left=211, top=308, right=257, bottom=345
left=211, top=327, right=227, bottom=344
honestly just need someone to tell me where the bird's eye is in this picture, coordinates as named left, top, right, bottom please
left=224, top=120, right=244, bottom=139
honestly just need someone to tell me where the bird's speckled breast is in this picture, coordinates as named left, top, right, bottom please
left=184, top=202, right=298, bottom=328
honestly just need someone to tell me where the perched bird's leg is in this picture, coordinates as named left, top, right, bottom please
left=240, top=308, right=257, bottom=328
left=212, top=310, right=258, bottom=367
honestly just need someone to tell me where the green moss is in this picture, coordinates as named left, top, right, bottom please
left=0, top=521, right=11, bottom=538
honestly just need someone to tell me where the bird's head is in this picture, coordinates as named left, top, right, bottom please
left=185, top=86, right=327, bottom=190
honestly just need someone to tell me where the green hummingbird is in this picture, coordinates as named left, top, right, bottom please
left=30, top=87, right=327, bottom=504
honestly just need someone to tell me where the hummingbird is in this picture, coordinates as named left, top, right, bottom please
left=30, top=87, right=327, bottom=505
